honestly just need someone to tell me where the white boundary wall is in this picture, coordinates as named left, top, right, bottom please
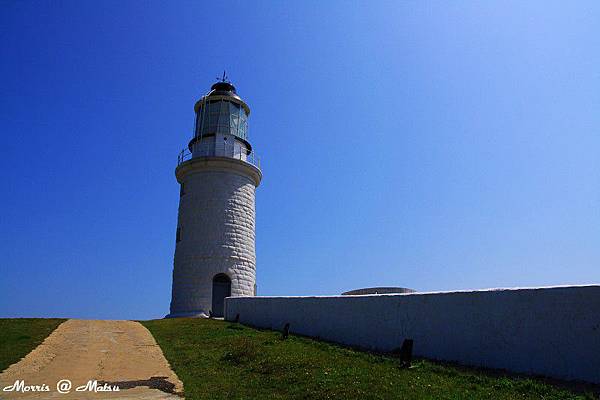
left=225, top=285, right=600, bottom=383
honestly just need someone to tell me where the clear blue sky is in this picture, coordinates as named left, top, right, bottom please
left=1, top=1, right=599, bottom=320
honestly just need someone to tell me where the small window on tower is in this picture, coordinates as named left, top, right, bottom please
left=176, top=227, right=181, bottom=243
left=180, top=183, right=185, bottom=197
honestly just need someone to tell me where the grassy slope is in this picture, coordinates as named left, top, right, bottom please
left=142, top=318, right=595, bottom=400
left=0, top=318, right=66, bottom=372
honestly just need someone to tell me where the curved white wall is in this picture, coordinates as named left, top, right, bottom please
left=225, top=285, right=600, bottom=383
left=169, top=168, right=257, bottom=317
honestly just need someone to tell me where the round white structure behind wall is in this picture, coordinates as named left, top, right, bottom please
left=166, top=80, right=262, bottom=318
left=341, top=287, right=416, bottom=295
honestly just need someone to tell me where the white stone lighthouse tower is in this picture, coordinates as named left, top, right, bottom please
left=167, top=79, right=261, bottom=318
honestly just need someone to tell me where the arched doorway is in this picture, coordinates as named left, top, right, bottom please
left=211, top=273, right=231, bottom=317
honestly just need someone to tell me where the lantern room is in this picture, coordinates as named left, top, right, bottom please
left=189, top=81, right=252, bottom=160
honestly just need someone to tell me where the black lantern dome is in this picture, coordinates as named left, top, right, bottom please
left=206, top=81, right=241, bottom=100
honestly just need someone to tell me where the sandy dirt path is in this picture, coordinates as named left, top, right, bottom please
left=0, top=320, right=183, bottom=399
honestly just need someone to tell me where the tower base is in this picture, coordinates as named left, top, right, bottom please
left=164, top=311, right=209, bottom=319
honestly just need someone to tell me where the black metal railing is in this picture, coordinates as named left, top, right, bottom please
left=177, top=142, right=260, bottom=168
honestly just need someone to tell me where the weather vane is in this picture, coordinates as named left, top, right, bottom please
left=216, top=70, right=229, bottom=83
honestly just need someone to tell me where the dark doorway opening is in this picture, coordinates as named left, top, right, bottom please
left=211, top=273, right=231, bottom=317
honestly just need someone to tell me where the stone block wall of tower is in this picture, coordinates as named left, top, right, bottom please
left=169, top=169, right=257, bottom=316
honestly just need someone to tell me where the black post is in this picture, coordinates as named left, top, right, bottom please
left=282, top=323, right=290, bottom=339
left=399, top=339, right=414, bottom=368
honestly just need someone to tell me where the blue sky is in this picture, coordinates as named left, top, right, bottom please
left=1, top=1, right=599, bottom=320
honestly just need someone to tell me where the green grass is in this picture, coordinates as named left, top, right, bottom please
left=142, top=318, right=597, bottom=400
left=0, top=318, right=66, bottom=372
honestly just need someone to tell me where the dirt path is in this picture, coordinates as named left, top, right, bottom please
left=0, top=320, right=183, bottom=399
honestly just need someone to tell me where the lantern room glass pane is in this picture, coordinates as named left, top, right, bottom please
left=196, top=99, right=249, bottom=141
left=208, top=101, right=220, bottom=114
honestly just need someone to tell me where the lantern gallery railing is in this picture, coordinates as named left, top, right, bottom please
left=177, top=142, right=260, bottom=168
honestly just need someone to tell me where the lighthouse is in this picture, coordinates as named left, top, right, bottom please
left=166, top=78, right=262, bottom=318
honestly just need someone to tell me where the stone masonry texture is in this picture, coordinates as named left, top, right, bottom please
left=169, top=168, right=257, bottom=317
